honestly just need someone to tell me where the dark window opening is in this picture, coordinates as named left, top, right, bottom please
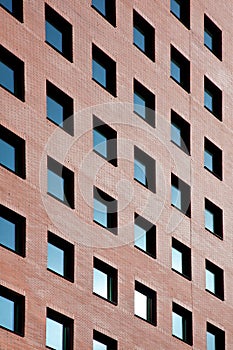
left=170, top=0, right=190, bottom=29
left=171, top=110, right=190, bottom=154
left=171, top=173, right=191, bottom=217
left=172, top=238, right=191, bottom=280
left=207, top=322, right=225, bottom=350
left=205, top=198, right=223, bottom=239
left=206, top=260, right=224, bottom=300
left=204, top=138, right=222, bottom=180
left=134, top=79, right=155, bottom=127
left=134, top=214, right=156, bottom=258
left=204, top=15, right=222, bottom=60
left=134, top=146, right=156, bottom=192
left=204, top=77, right=222, bottom=121
left=92, top=0, right=116, bottom=26
left=171, top=46, right=190, bottom=92
left=0, top=0, right=23, bottom=21
left=133, top=10, right=155, bottom=61
left=172, top=302, right=192, bottom=345
left=134, top=281, right=156, bottom=325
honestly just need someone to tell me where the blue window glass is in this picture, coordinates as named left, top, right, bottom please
left=92, top=59, right=107, bottom=88
left=205, top=208, right=214, bottom=232
left=170, top=0, right=180, bottom=18
left=93, top=198, right=107, bottom=227
left=0, top=216, right=15, bottom=251
left=133, top=26, right=145, bottom=52
left=46, top=317, right=63, bottom=350
left=93, top=340, right=107, bottom=350
left=206, top=268, right=215, bottom=293
left=134, top=158, right=147, bottom=186
left=93, top=129, right=107, bottom=158
left=0, top=0, right=12, bottom=12
left=204, top=29, right=213, bottom=51
left=171, top=185, right=181, bottom=209
left=171, top=122, right=182, bottom=147
left=172, top=247, right=182, bottom=273
left=46, top=21, right=63, bottom=53
left=0, top=296, right=14, bottom=331
left=47, top=242, right=64, bottom=276
left=171, top=59, right=181, bottom=83
left=47, top=95, right=64, bottom=127
left=134, top=223, right=146, bottom=251
left=0, top=139, right=15, bottom=171
left=0, top=61, right=14, bottom=93
left=93, top=268, right=108, bottom=299
left=204, top=149, right=213, bottom=171
left=92, top=0, right=106, bottom=16
left=47, top=169, right=65, bottom=201
left=207, top=331, right=216, bottom=350
left=204, top=89, right=213, bottom=111
left=172, top=312, right=183, bottom=339
left=134, top=91, right=146, bottom=119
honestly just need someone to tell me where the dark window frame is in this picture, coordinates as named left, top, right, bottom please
left=47, top=232, right=74, bottom=282
left=204, top=15, right=222, bottom=60
left=93, top=330, right=117, bottom=349
left=134, top=79, right=155, bottom=127
left=170, top=0, right=190, bottom=29
left=204, top=138, right=222, bottom=180
left=93, top=257, right=118, bottom=305
left=92, top=44, right=117, bottom=96
left=172, top=302, right=193, bottom=345
left=0, top=0, right=23, bottom=22
left=93, top=115, right=117, bottom=166
left=133, top=10, right=155, bottom=61
left=0, top=125, right=26, bottom=179
left=170, top=45, right=190, bottom=93
left=171, top=110, right=190, bottom=154
left=0, top=45, right=25, bottom=101
left=45, top=4, right=73, bottom=62
left=0, top=285, right=25, bottom=336
left=134, top=281, right=156, bottom=326
left=205, top=198, right=223, bottom=239
left=134, top=214, right=156, bottom=258
left=207, top=322, right=225, bottom=350
left=204, top=76, right=222, bottom=121
left=91, top=0, right=116, bottom=26
left=205, top=259, right=224, bottom=300
left=172, top=238, right=191, bottom=280
left=171, top=173, right=191, bottom=217
left=47, top=156, right=74, bottom=209
left=134, top=146, right=156, bottom=193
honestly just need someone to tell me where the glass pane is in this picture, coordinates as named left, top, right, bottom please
left=206, top=269, right=215, bottom=293
left=171, top=123, right=181, bottom=147
left=134, top=26, right=145, bottom=52
left=93, top=129, right=107, bottom=158
left=172, top=247, right=183, bottom=273
left=0, top=296, right=14, bottom=331
left=46, top=317, right=63, bottom=350
left=134, top=91, right=146, bottom=118
left=94, top=198, right=107, bottom=227
left=204, top=29, right=213, bottom=50
left=92, top=0, right=106, bottom=16
left=204, top=149, right=213, bottom=171
left=171, top=59, right=181, bottom=83
left=134, top=290, right=147, bottom=320
left=93, top=339, right=107, bottom=350
left=47, top=169, right=65, bottom=201
left=171, top=0, right=180, bottom=18
left=47, top=242, right=64, bottom=276
left=0, top=139, right=15, bottom=171
left=207, top=331, right=216, bottom=350
left=172, top=312, right=183, bottom=339
left=204, top=89, right=213, bottom=111
left=171, top=185, right=181, bottom=209
left=0, top=217, right=16, bottom=250
left=0, top=0, right=13, bottom=12
left=92, top=59, right=107, bottom=88
left=134, top=158, right=147, bottom=186
left=93, top=268, right=108, bottom=299
left=134, top=223, right=147, bottom=251
left=0, top=61, right=14, bottom=93
left=46, top=21, right=63, bottom=53
left=47, top=96, right=64, bottom=127
left=205, top=209, right=214, bottom=232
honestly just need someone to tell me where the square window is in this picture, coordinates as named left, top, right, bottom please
left=205, top=198, right=223, bottom=238
left=93, top=258, right=117, bottom=304
left=47, top=157, right=74, bottom=208
left=134, top=79, right=155, bottom=127
left=45, top=4, right=73, bottom=61
left=134, top=281, right=156, bottom=325
left=133, top=10, right=155, bottom=61
left=172, top=238, right=191, bottom=280
left=0, top=0, right=23, bottom=21
left=0, top=205, right=25, bottom=256
left=171, top=110, right=190, bottom=154
left=0, top=45, right=24, bottom=100
left=170, top=0, right=190, bottom=29
left=134, top=146, right=156, bottom=192
left=93, top=187, right=117, bottom=234
left=171, top=174, right=191, bottom=217
left=46, top=308, right=73, bottom=350
left=47, top=232, right=74, bottom=282
left=93, top=116, right=117, bottom=166
left=46, top=81, right=74, bottom=135
left=204, top=15, right=222, bottom=60
left=92, top=44, right=116, bottom=96
left=207, top=322, right=225, bottom=350
left=205, top=260, right=224, bottom=300
left=171, top=46, right=190, bottom=92
left=134, top=214, right=156, bottom=258
left=92, top=0, right=116, bottom=26
left=93, top=330, right=117, bottom=350
left=204, top=138, right=222, bottom=179
left=0, top=285, right=25, bottom=336
left=204, top=77, right=222, bottom=120
left=172, top=303, right=192, bottom=345
left=0, top=126, right=26, bottom=178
